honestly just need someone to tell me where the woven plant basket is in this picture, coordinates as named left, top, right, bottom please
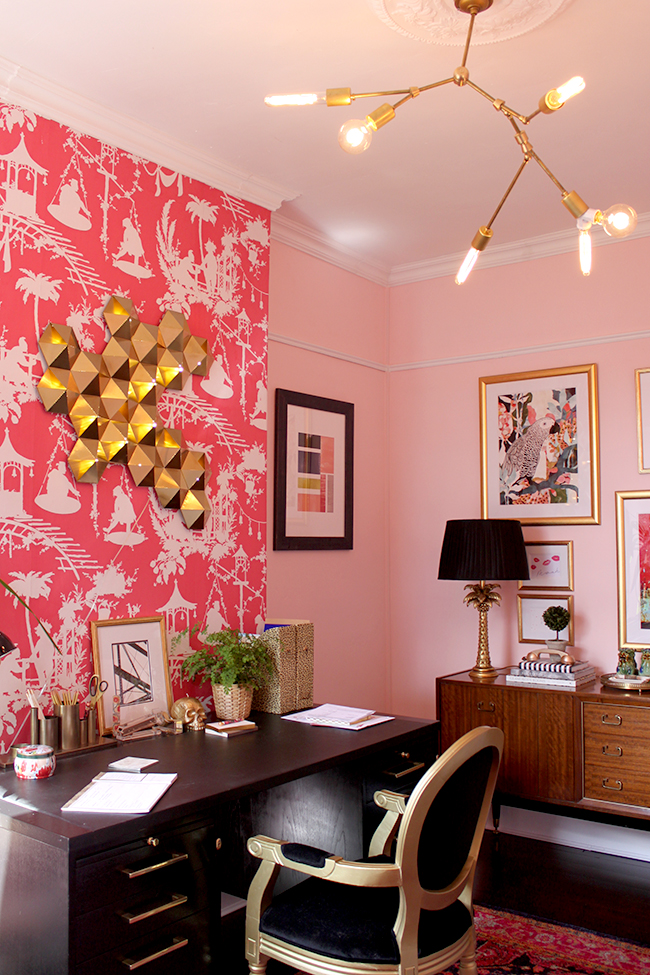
left=212, top=683, right=254, bottom=721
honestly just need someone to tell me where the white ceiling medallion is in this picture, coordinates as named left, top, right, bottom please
left=367, top=0, right=576, bottom=45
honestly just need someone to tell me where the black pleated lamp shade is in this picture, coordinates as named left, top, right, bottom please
left=0, top=630, right=17, bottom=657
left=438, top=519, right=529, bottom=582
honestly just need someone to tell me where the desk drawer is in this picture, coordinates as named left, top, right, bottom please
left=584, top=737, right=649, bottom=775
left=76, top=909, right=213, bottom=975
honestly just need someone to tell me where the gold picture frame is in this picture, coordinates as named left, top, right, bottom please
left=616, top=491, right=650, bottom=648
left=90, top=615, right=172, bottom=736
left=519, top=540, right=574, bottom=591
left=480, top=364, right=600, bottom=525
left=635, top=369, right=650, bottom=473
left=517, top=593, right=574, bottom=645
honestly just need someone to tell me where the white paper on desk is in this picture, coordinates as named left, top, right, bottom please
left=282, top=704, right=395, bottom=730
left=62, top=772, right=177, bottom=814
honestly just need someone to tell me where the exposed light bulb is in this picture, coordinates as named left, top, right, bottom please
left=264, top=92, right=326, bottom=106
left=579, top=229, right=592, bottom=276
left=338, top=119, right=373, bottom=154
left=599, top=204, right=638, bottom=239
left=541, top=76, right=585, bottom=113
left=455, top=226, right=493, bottom=285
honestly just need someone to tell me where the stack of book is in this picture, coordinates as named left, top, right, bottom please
left=205, top=718, right=258, bottom=737
left=506, top=657, right=596, bottom=689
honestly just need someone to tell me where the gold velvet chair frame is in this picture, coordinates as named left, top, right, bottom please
left=245, top=726, right=503, bottom=975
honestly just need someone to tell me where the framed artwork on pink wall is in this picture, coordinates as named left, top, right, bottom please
left=519, top=540, right=574, bottom=591
left=616, top=491, right=650, bottom=649
left=273, top=389, right=354, bottom=550
left=480, top=364, right=600, bottom=525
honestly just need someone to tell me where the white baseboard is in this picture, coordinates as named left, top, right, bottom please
left=487, top=806, right=650, bottom=863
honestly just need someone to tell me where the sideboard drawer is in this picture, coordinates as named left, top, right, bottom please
left=583, top=702, right=650, bottom=739
left=583, top=765, right=650, bottom=807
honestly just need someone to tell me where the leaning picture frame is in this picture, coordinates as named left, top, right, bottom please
left=273, top=388, right=354, bottom=550
left=519, top=540, right=574, bottom=591
left=517, top=593, right=574, bottom=645
left=90, top=615, right=173, bottom=736
left=480, top=364, right=600, bottom=525
left=616, top=491, right=650, bottom=649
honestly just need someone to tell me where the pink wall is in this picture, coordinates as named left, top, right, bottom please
left=267, top=241, right=392, bottom=710
left=268, top=234, right=650, bottom=721
left=389, top=237, right=650, bottom=717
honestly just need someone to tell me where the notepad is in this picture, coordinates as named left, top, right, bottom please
left=282, top=704, right=394, bottom=730
left=62, top=771, right=177, bottom=814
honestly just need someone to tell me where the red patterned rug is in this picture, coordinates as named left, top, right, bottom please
left=442, top=906, right=650, bottom=975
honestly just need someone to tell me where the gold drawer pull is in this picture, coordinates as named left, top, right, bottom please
left=118, top=892, right=187, bottom=924
left=477, top=701, right=495, bottom=713
left=601, top=714, right=622, bottom=726
left=120, top=852, right=188, bottom=878
left=602, top=778, right=623, bottom=791
left=602, top=744, right=623, bottom=757
left=121, top=936, right=188, bottom=969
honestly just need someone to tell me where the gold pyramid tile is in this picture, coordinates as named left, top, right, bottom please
left=183, top=333, right=212, bottom=376
left=156, top=428, right=182, bottom=468
left=103, top=295, right=139, bottom=339
left=69, top=438, right=107, bottom=483
left=156, top=347, right=184, bottom=390
left=101, top=336, right=130, bottom=380
left=180, top=489, right=210, bottom=529
left=37, top=367, right=71, bottom=413
left=180, top=449, right=210, bottom=490
left=127, top=442, right=157, bottom=486
left=99, top=375, right=130, bottom=421
left=158, top=310, right=188, bottom=352
left=131, top=321, right=158, bottom=366
left=38, top=322, right=80, bottom=370
left=154, top=466, right=182, bottom=509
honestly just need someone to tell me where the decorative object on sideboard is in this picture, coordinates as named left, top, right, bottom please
left=438, top=518, right=529, bottom=681
left=253, top=620, right=314, bottom=715
left=542, top=604, right=572, bottom=653
left=36, top=294, right=213, bottom=529
left=180, top=626, right=273, bottom=722
left=264, top=0, right=636, bottom=282
left=480, top=365, right=600, bottom=525
left=274, top=388, right=354, bottom=550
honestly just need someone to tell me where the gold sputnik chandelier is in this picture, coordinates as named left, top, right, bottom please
left=265, top=0, right=636, bottom=282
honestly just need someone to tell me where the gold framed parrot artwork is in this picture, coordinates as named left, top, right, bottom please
left=480, top=364, right=599, bottom=525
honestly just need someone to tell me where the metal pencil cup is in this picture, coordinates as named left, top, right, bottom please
left=40, top=715, right=59, bottom=749
left=60, top=704, right=80, bottom=750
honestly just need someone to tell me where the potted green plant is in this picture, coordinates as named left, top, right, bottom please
left=180, top=626, right=273, bottom=721
left=542, top=605, right=571, bottom=653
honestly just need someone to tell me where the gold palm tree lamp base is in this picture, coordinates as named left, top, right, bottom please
left=464, top=582, right=501, bottom=680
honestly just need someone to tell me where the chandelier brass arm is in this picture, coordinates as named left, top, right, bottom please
left=265, top=0, right=636, bottom=281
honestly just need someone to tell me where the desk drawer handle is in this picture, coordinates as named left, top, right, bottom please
left=477, top=702, right=495, bottom=713
left=386, top=760, right=425, bottom=779
left=602, top=744, right=623, bottom=757
left=121, top=936, right=188, bottom=970
left=602, top=778, right=623, bottom=791
left=118, top=892, right=187, bottom=924
left=601, top=714, right=622, bottom=726
left=120, top=852, right=188, bottom=878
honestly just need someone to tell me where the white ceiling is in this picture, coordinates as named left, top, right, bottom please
left=0, top=0, right=647, bottom=280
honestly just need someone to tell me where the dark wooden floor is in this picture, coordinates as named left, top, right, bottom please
left=474, top=829, right=650, bottom=946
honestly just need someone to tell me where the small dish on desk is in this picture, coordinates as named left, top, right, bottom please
left=600, top=673, right=650, bottom=691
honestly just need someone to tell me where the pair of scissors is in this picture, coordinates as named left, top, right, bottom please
left=88, top=673, right=108, bottom=708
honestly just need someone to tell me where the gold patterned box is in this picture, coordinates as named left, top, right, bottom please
left=254, top=620, right=314, bottom=714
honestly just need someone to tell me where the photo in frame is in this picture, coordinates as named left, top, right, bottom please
left=519, top=541, right=574, bottom=591
left=480, top=364, right=600, bottom=525
left=274, top=388, right=354, bottom=550
left=517, top=593, right=574, bottom=645
left=90, top=616, right=172, bottom=735
left=635, top=369, right=650, bottom=473
left=616, top=491, right=650, bottom=648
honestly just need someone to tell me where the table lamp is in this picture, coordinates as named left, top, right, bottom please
left=438, top=519, right=529, bottom=681
left=0, top=631, right=17, bottom=657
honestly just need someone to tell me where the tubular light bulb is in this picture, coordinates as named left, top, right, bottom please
left=555, top=76, right=585, bottom=105
left=264, top=92, right=325, bottom=106
left=338, top=119, right=373, bottom=154
left=455, top=226, right=493, bottom=285
left=579, top=230, right=592, bottom=276
left=600, top=204, right=638, bottom=238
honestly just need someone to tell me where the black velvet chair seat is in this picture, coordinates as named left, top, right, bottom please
left=259, top=870, right=472, bottom=964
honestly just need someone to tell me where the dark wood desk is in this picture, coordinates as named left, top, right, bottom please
left=0, top=711, right=438, bottom=974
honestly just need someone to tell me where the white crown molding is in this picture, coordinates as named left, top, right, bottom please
left=271, top=212, right=390, bottom=286
left=0, top=56, right=297, bottom=212
left=271, top=210, right=650, bottom=287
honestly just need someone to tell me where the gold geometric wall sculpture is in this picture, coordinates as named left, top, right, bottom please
left=36, top=295, right=214, bottom=530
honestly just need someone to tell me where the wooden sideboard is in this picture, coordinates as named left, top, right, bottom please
left=437, top=670, right=650, bottom=824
